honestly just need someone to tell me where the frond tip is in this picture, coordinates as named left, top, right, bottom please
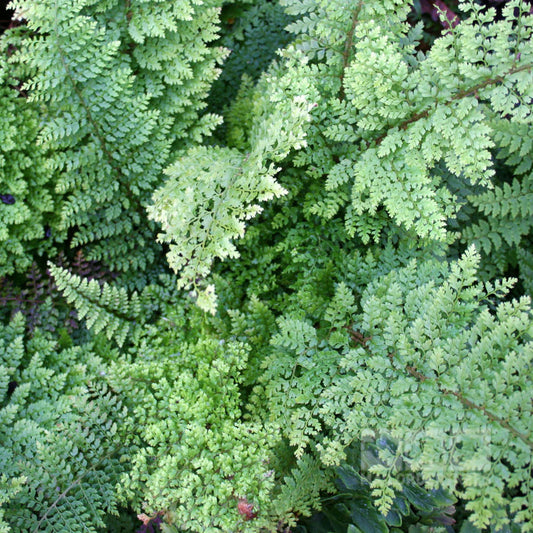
left=48, top=263, right=142, bottom=347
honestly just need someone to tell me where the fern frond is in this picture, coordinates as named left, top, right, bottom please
left=49, top=263, right=143, bottom=347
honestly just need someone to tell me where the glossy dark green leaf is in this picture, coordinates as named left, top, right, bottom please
left=384, top=508, right=402, bottom=527
left=402, top=482, right=437, bottom=512
left=427, top=487, right=456, bottom=507
left=391, top=494, right=410, bottom=517
left=323, top=503, right=356, bottom=533
left=336, top=465, right=370, bottom=494
left=348, top=500, right=389, bottom=533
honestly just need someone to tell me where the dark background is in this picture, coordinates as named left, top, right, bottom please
left=0, top=0, right=13, bottom=34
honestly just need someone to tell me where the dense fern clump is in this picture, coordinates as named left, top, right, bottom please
left=1, top=0, right=532, bottom=532
left=150, top=0, right=533, bottom=529
left=258, top=248, right=532, bottom=529
left=109, top=334, right=276, bottom=532
left=7, top=0, right=226, bottom=274
left=0, top=315, right=128, bottom=532
left=0, top=44, right=56, bottom=276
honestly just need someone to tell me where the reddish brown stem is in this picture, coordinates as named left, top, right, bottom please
left=404, top=364, right=533, bottom=450
left=339, top=3, right=363, bottom=102
left=372, top=62, right=533, bottom=147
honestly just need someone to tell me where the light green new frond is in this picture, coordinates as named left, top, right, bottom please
left=150, top=68, right=314, bottom=312
left=49, top=263, right=143, bottom=347
left=150, top=146, right=248, bottom=290
left=106, top=336, right=278, bottom=532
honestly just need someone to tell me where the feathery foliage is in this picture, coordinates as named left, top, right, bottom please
left=0, top=314, right=128, bottom=533
left=149, top=65, right=314, bottom=312
left=209, top=0, right=295, bottom=122
left=49, top=263, right=146, bottom=347
left=7, top=0, right=227, bottom=273
left=0, top=43, right=55, bottom=276
left=259, top=249, right=533, bottom=529
left=150, top=0, right=533, bottom=529
left=1, top=0, right=532, bottom=532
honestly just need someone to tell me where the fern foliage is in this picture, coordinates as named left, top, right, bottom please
left=296, top=447, right=457, bottom=533
left=107, top=334, right=278, bottom=532
left=0, top=43, right=55, bottom=276
left=462, top=117, right=533, bottom=287
left=149, top=65, right=314, bottom=312
left=1, top=0, right=533, bottom=532
left=49, top=263, right=148, bottom=347
left=281, top=249, right=533, bottom=530
left=209, top=0, right=295, bottom=123
left=8, top=0, right=227, bottom=272
left=153, top=0, right=533, bottom=300
left=0, top=314, right=128, bottom=532
left=148, top=1, right=533, bottom=529
left=283, top=0, right=531, bottom=244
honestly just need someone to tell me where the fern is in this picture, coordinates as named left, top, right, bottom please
left=308, top=249, right=531, bottom=529
left=105, top=331, right=278, bottom=533
left=7, top=0, right=227, bottom=272
left=460, top=117, right=533, bottom=282
left=0, top=38, right=56, bottom=277
left=208, top=0, right=295, bottom=132
left=49, top=263, right=146, bottom=347
left=149, top=66, right=314, bottom=312
left=1, top=1, right=533, bottom=532
left=0, top=315, right=128, bottom=533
